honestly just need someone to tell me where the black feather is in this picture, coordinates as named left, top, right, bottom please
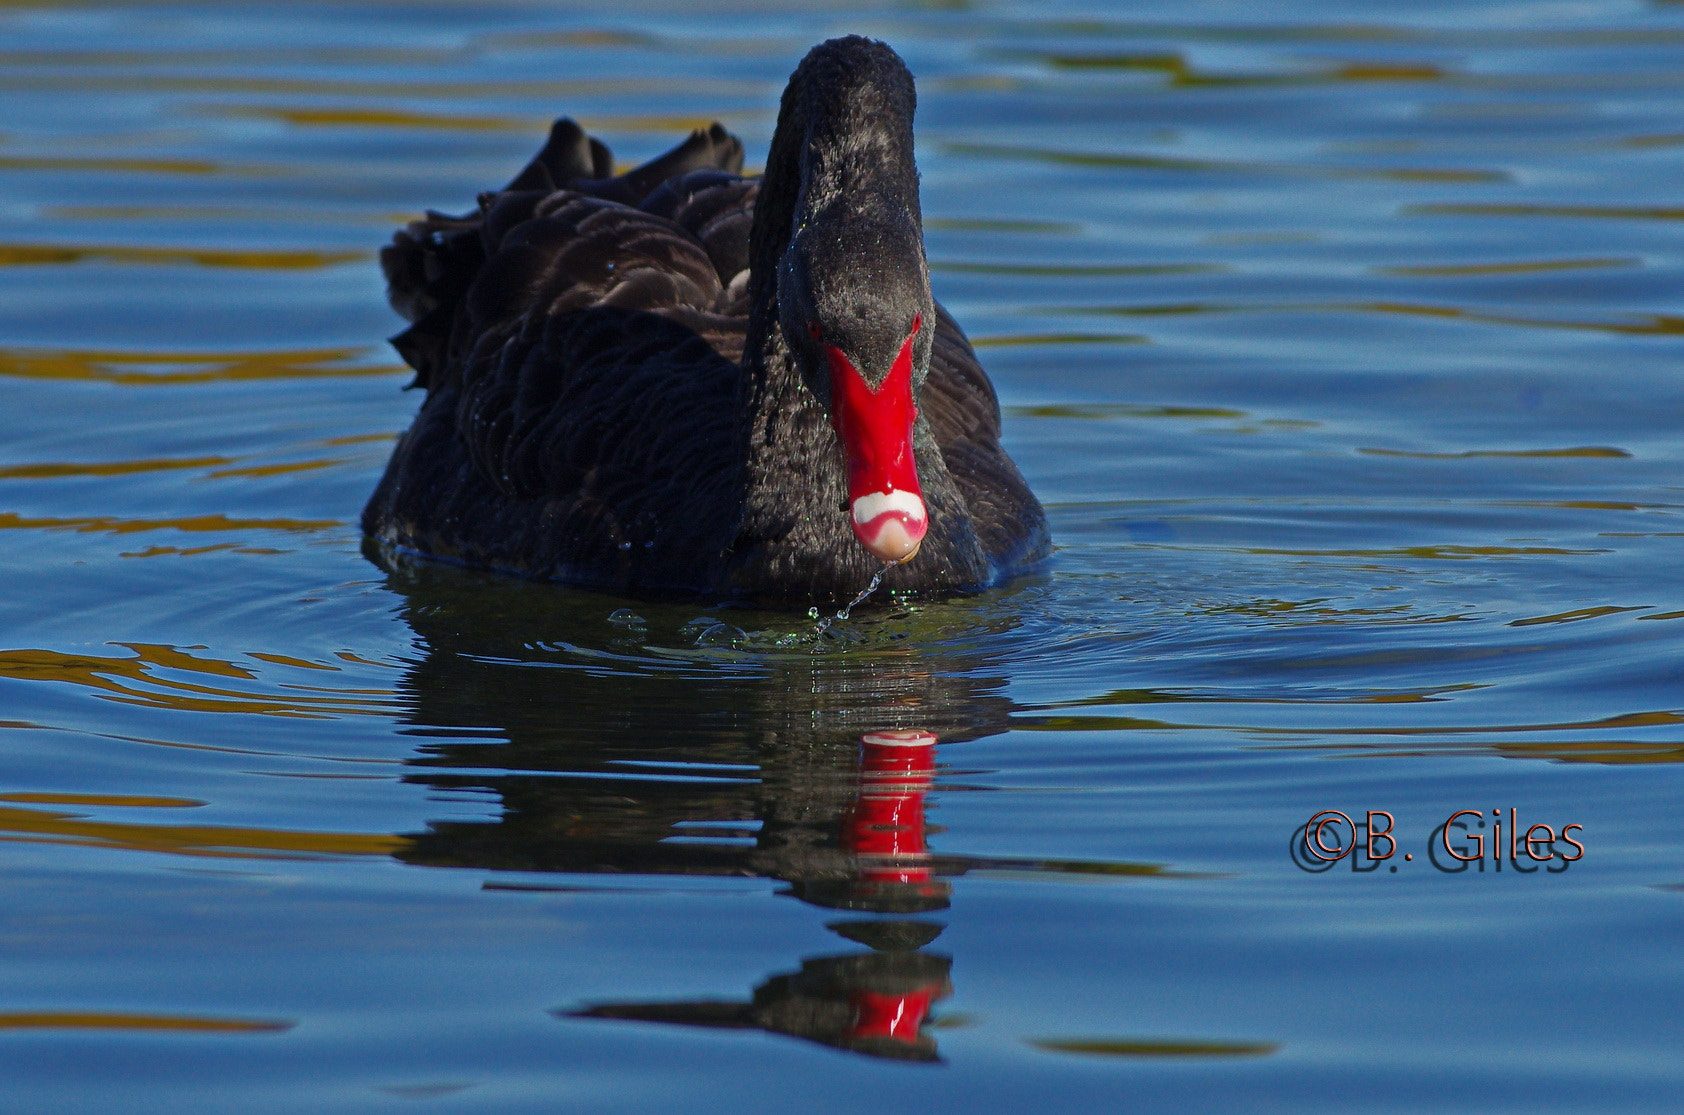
left=364, top=38, right=1050, bottom=603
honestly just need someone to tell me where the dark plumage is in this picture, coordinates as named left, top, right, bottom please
left=364, top=37, right=1049, bottom=603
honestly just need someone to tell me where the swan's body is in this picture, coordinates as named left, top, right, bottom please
left=364, top=37, right=1048, bottom=602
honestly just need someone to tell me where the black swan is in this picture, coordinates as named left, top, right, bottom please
left=364, top=36, right=1049, bottom=602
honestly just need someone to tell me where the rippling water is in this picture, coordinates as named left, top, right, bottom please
left=3, top=1, right=1684, bottom=1110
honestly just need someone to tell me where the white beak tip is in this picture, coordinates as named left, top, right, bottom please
left=851, top=492, right=928, bottom=563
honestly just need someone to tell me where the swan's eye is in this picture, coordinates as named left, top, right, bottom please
left=808, top=322, right=823, bottom=342
left=910, top=313, right=922, bottom=337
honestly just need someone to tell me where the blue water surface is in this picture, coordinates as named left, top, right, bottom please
left=1, top=0, right=1683, bottom=1110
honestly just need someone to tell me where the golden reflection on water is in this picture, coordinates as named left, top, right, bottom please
left=0, top=512, right=341, bottom=536
left=1132, top=709, right=1684, bottom=739
left=0, top=799, right=405, bottom=859
left=991, top=49, right=1228, bottom=85
left=0, top=243, right=367, bottom=269
left=0, top=154, right=222, bottom=176
left=931, top=260, right=1220, bottom=278
left=1376, top=257, right=1639, bottom=277
left=0, top=45, right=464, bottom=68
left=1349, top=301, right=1684, bottom=336
left=1236, top=544, right=1607, bottom=559
left=1360, top=447, right=1631, bottom=459
left=0, top=456, right=235, bottom=480
left=987, top=46, right=1449, bottom=89
left=0, top=74, right=764, bottom=99
left=1285, top=738, right=1684, bottom=764
left=1507, top=606, right=1650, bottom=626
left=0, top=448, right=375, bottom=516
left=0, top=792, right=202, bottom=807
left=118, top=543, right=270, bottom=558
left=0, top=644, right=399, bottom=719
left=0, top=345, right=401, bottom=384
left=42, top=204, right=413, bottom=225
left=1017, top=717, right=1684, bottom=770
left=1059, top=299, right=1684, bottom=337
left=0, top=437, right=408, bottom=492
left=204, top=458, right=349, bottom=480
left=208, top=105, right=766, bottom=137
left=923, top=217, right=1082, bottom=234
left=1011, top=404, right=1244, bottom=419
left=1495, top=740, right=1684, bottom=764
left=246, top=652, right=343, bottom=672
left=0, top=1011, right=293, bottom=1033
left=1040, top=684, right=1483, bottom=711
left=970, top=332, right=1146, bottom=348
left=1408, top=202, right=1684, bottom=220
left=1030, top=1037, right=1279, bottom=1058
left=945, top=140, right=1508, bottom=183
left=210, top=105, right=532, bottom=132
left=1033, top=21, right=1684, bottom=47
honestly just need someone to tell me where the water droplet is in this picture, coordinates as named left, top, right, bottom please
left=811, top=559, right=902, bottom=645
left=607, top=608, right=645, bottom=626
left=694, top=622, right=745, bottom=647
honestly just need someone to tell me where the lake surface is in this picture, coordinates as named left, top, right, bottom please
left=2, top=0, right=1683, bottom=1109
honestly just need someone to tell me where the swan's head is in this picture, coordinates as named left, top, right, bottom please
left=780, top=213, right=935, bottom=564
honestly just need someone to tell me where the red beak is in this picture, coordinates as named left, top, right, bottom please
left=824, top=319, right=928, bottom=563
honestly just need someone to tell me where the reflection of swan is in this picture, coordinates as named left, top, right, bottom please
left=567, top=920, right=954, bottom=1062
left=383, top=574, right=978, bottom=1060
left=395, top=667, right=987, bottom=908
left=378, top=558, right=1168, bottom=892
left=378, top=555, right=1019, bottom=911
left=373, top=566, right=1170, bottom=1060
left=364, top=36, right=1048, bottom=601
left=565, top=735, right=955, bottom=1062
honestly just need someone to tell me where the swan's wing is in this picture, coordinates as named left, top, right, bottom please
left=923, top=303, right=1051, bottom=569
left=370, top=123, right=758, bottom=585
left=397, top=187, right=745, bottom=495
left=381, top=120, right=746, bottom=374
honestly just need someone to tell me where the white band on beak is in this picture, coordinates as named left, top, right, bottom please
left=851, top=489, right=927, bottom=528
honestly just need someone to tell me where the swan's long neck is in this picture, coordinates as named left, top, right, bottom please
left=735, top=41, right=924, bottom=572
left=743, top=38, right=920, bottom=375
